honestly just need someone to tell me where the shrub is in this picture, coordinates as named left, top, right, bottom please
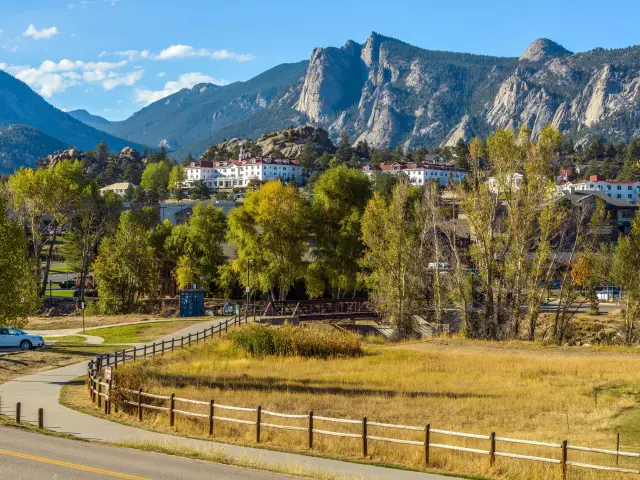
left=231, top=325, right=362, bottom=359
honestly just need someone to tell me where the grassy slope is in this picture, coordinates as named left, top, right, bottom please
left=88, top=321, right=200, bottom=344
left=64, top=335, right=640, bottom=479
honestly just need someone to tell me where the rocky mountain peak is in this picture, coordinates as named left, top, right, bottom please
left=519, top=38, right=572, bottom=62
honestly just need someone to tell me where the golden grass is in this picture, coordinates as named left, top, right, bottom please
left=69, top=336, right=640, bottom=479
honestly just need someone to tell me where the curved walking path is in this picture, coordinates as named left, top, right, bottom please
left=0, top=319, right=451, bottom=480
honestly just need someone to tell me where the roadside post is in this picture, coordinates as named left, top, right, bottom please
left=81, top=301, right=86, bottom=334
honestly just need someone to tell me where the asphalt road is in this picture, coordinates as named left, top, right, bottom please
left=0, top=426, right=295, bottom=479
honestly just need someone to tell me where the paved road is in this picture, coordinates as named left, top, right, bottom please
left=0, top=427, right=293, bottom=479
left=0, top=319, right=451, bottom=480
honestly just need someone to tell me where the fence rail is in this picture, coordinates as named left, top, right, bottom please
left=85, top=312, right=640, bottom=478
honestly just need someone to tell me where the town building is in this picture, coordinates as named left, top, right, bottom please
left=185, top=148, right=303, bottom=189
left=486, top=173, right=524, bottom=193
left=560, top=175, right=640, bottom=203
left=99, top=182, right=136, bottom=197
left=560, top=190, right=638, bottom=240
left=361, top=162, right=467, bottom=187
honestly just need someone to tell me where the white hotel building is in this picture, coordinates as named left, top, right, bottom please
left=559, top=175, right=640, bottom=203
left=361, top=162, right=468, bottom=187
left=185, top=152, right=303, bottom=189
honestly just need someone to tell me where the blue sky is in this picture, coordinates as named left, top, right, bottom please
left=1, top=0, right=639, bottom=120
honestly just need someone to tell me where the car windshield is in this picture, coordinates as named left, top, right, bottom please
left=7, top=328, right=24, bottom=335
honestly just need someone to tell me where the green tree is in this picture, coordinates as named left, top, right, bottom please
left=0, top=192, right=39, bottom=327
left=613, top=214, right=640, bottom=344
left=140, top=161, right=171, bottom=198
left=307, top=166, right=372, bottom=298
left=297, top=140, right=318, bottom=172
left=227, top=180, right=308, bottom=301
left=189, top=179, right=210, bottom=200
left=360, top=183, right=425, bottom=338
left=93, top=211, right=156, bottom=313
left=62, top=185, right=122, bottom=302
left=7, top=160, right=85, bottom=298
left=165, top=202, right=227, bottom=291
left=181, top=153, right=195, bottom=166
left=168, top=165, right=186, bottom=200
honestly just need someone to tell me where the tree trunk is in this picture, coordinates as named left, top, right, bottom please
left=39, top=228, right=57, bottom=298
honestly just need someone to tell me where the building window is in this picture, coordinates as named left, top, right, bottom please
left=618, top=185, right=622, bottom=190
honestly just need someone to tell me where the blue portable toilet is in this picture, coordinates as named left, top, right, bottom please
left=179, top=289, right=205, bottom=317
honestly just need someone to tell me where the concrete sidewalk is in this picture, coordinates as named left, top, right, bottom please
left=0, top=319, right=451, bottom=480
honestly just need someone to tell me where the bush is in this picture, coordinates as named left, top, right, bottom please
left=231, top=325, right=362, bottom=359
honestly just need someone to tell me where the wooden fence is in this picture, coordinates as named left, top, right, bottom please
left=88, top=314, right=246, bottom=372
left=87, top=316, right=640, bottom=478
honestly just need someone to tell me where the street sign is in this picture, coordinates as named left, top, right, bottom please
left=245, top=286, right=250, bottom=293
left=81, top=302, right=85, bottom=310
left=104, top=366, right=112, bottom=381
left=603, top=281, right=609, bottom=287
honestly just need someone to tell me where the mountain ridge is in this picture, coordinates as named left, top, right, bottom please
left=0, top=69, right=145, bottom=170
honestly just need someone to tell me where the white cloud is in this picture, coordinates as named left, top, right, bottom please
left=6, top=57, right=142, bottom=97
left=23, top=24, right=59, bottom=40
left=156, top=71, right=166, bottom=77
left=134, top=72, right=228, bottom=105
left=67, top=3, right=75, bottom=8
left=155, top=44, right=199, bottom=60
left=211, top=49, right=255, bottom=62
left=10, top=46, right=18, bottom=52
left=102, top=69, right=143, bottom=90
left=154, top=44, right=253, bottom=62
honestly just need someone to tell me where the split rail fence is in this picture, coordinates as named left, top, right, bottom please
left=87, top=315, right=640, bottom=478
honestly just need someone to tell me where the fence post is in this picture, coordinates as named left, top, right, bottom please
left=138, top=389, right=142, bottom=421
left=153, top=343, right=156, bottom=359
left=133, top=346, right=137, bottom=362
left=425, top=424, right=430, bottom=465
left=362, top=417, right=368, bottom=458
left=256, top=405, right=262, bottom=443
left=144, top=344, right=147, bottom=357
left=123, top=349, right=127, bottom=365
left=489, top=432, right=496, bottom=467
left=308, top=411, right=314, bottom=449
left=172, top=338, right=175, bottom=352
left=38, top=408, right=43, bottom=429
left=561, top=439, right=567, bottom=480
left=209, top=399, right=214, bottom=436
left=188, top=333, right=192, bottom=345
left=88, top=375, right=93, bottom=399
left=169, top=393, right=175, bottom=427
left=225, top=319, right=228, bottom=333
left=218, top=325, right=221, bottom=337
left=162, top=340, right=165, bottom=356
left=104, top=386, right=108, bottom=414
left=92, top=377, right=96, bottom=403
left=108, top=379, right=113, bottom=414
left=15, top=402, right=20, bottom=424
left=97, top=380, right=102, bottom=408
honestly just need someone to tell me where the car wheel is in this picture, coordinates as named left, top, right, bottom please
left=20, top=340, right=32, bottom=351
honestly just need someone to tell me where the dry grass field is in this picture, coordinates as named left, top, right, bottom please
left=65, top=331, right=640, bottom=479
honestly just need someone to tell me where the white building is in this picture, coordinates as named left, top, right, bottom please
left=559, top=175, right=640, bottom=203
left=185, top=150, right=303, bottom=189
left=361, top=162, right=467, bottom=187
left=486, top=172, right=524, bottom=193
left=99, top=182, right=136, bottom=197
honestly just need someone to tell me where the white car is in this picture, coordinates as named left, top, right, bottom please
left=0, top=327, right=44, bottom=351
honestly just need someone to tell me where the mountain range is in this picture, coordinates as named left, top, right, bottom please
left=3, top=32, right=640, bottom=170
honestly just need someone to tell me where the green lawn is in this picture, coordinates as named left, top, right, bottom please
left=48, top=289, right=76, bottom=298
left=44, top=335, right=86, bottom=344
left=88, top=321, right=201, bottom=344
left=47, top=263, right=75, bottom=274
